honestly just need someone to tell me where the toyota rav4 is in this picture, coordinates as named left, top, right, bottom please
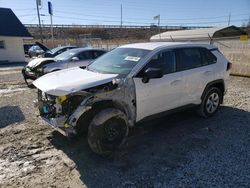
left=33, top=42, right=231, bottom=154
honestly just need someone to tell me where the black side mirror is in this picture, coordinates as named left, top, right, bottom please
left=142, top=67, right=163, bottom=83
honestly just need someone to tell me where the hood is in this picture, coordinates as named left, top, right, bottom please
left=27, top=58, right=55, bottom=68
left=35, top=41, right=51, bottom=52
left=33, top=67, right=118, bottom=96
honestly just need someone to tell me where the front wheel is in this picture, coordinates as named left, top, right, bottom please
left=197, top=87, right=222, bottom=118
left=87, top=108, right=129, bottom=155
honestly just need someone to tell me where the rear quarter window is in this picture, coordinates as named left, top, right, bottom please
left=201, top=48, right=217, bottom=65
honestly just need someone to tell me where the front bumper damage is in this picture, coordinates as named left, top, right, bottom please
left=35, top=90, right=93, bottom=137
left=22, top=67, right=39, bottom=87
left=35, top=78, right=136, bottom=137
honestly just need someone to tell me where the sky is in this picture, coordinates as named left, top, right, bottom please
left=0, top=0, right=249, bottom=27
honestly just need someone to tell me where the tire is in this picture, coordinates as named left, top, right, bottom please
left=87, top=108, right=129, bottom=155
left=197, top=87, right=223, bottom=118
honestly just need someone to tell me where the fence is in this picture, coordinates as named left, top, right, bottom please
left=216, top=40, right=250, bottom=77
left=24, top=24, right=210, bottom=30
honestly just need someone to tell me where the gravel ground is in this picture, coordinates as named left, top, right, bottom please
left=0, top=69, right=249, bottom=188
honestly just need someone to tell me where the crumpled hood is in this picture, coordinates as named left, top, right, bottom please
left=33, top=67, right=118, bottom=96
left=27, top=58, right=55, bottom=69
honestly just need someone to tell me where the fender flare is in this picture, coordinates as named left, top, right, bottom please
left=201, top=79, right=225, bottom=100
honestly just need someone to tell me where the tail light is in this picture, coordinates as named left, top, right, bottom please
left=227, top=62, right=232, bottom=71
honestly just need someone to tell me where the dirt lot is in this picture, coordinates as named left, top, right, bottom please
left=0, top=69, right=250, bottom=188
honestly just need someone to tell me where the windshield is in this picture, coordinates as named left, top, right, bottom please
left=88, top=48, right=150, bottom=75
left=55, top=49, right=79, bottom=61
left=50, top=46, right=63, bottom=53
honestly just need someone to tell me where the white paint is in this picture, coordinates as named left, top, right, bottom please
left=33, top=67, right=118, bottom=96
left=0, top=36, right=26, bottom=62
left=119, top=42, right=217, bottom=51
left=27, top=57, right=55, bottom=68
left=134, top=72, right=183, bottom=121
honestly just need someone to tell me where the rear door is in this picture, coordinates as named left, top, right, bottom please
left=133, top=50, right=184, bottom=121
left=176, top=47, right=217, bottom=105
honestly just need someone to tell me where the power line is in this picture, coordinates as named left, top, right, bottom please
left=12, top=8, right=36, bottom=11
left=52, top=15, right=248, bottom=25
left=18, top=14, right=37, bottom=17
left=54, top=10, right=249, bottom=22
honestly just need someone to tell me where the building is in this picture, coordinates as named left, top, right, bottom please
left=0, top=8, right=32, bottom=63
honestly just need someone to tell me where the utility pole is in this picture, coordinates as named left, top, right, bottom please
left=50, top=15, right=54, bottom=47
left=120, top=4, right=123, bottom=28
left=36, top=0, right=43, bottom=43
left=48, top=1, right=54, bottom=47
left=228, top=12, right=231, bottom=26
left=154, top=14, right=161, bottom=34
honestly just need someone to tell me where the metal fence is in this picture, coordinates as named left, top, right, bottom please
left=24, top=24, right=210, bottom=30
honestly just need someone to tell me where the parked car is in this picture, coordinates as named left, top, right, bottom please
left=36, top=42, right=77, bottom=58
left=23, top=44, right=35, bottom=55
left=22, top=47, right=107, bottom=85
left=28, top=42, right=77, bottom=58
left=28, top=45, right=44, bottom=57
left=32, top=42, right=231, bottom=155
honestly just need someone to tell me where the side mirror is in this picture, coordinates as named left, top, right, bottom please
left=71, top=57, right=79, bottom=62
left=142, top=67, right=163, bottom=83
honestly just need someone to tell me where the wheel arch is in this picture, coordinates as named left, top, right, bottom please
left=75, top=99, right=131, bottom=134
left=201, top=79, right=225, bottom=103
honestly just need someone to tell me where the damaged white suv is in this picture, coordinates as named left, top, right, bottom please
left=33, top=42, right=231, bottom=154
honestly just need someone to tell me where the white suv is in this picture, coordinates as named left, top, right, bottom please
left=33, top=42, right=231, bottom=154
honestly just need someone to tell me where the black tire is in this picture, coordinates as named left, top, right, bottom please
left=197, top=87, right=223, bottom=118
left=87, top=108, right=129, bottom=155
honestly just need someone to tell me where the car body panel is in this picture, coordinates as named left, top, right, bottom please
left=134, top=71, right=183, bottom=121
left=33, top=67, right=118, bottom=96
left=27, top=58, right=55, bottom=69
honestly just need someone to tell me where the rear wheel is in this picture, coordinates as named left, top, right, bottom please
left=87, top=108, right=129, bottom=155
left=197, top=87, right=222, bottom=118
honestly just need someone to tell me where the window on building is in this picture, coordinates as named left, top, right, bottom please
left=0, top=41, right=5, bottom=49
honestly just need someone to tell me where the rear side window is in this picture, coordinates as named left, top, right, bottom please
left=201, top=48, right=217, bottom=65
left=177, top=48, right=203, bottom=71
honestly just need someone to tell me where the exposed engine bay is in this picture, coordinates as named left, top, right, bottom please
left=36, top=78, right=136, bottom=137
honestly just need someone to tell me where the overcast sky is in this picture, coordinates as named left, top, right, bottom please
left=0, top=0, right=249, bottom=26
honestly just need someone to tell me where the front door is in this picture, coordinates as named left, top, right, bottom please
left=133, top=50, right=184, bottom=121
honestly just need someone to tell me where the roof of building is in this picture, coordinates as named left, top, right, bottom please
left=119, top=42, right=215, bottom=50
left=150, top=26, right=247, bottom=42
left=0, top=8, right=32, bottom=38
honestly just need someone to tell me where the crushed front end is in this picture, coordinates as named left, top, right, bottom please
left=22, top=66, right=44, bottom=87
left=36, top=90, right=88, bottom=136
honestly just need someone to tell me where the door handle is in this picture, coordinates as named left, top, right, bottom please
left=170, top=80, right=181, bottom=85
left=204, top=71, right=212, bottom=76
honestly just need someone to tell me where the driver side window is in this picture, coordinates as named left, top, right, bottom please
left=142, top=50, right=176, bottom=75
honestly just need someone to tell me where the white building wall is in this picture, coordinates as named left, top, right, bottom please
left=0, top=36, right=25, bottom=62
